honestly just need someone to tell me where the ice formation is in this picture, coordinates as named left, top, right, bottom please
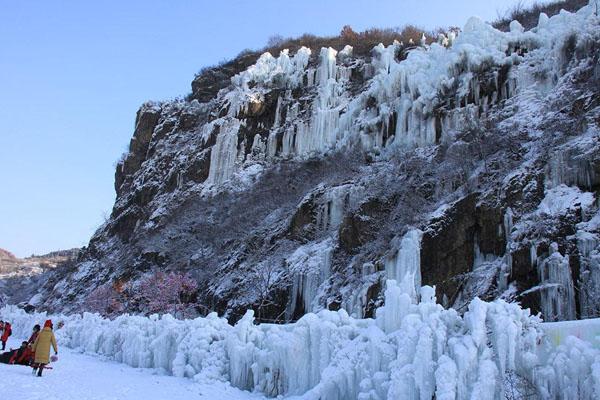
left=286, top=239, right=333, bottom=318
left=315, top=184, right=363, bottom=231
left=6, top=3, right=600, bottom=399
left=207, top=119, right=242, bottom=185
left=202, top=0, right=600, bottom=198
left=3, top=280, right=600, bottom=399
left=576, top=215, right=600, bottom=318
left=384, top=229, right=423, bottom=301
left=536, top=243, right=577, bottom=322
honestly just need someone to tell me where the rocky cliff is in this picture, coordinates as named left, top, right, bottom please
left=31, top=2, right=600, bottom=323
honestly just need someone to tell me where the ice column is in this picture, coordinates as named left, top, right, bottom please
left=317, top=47, right=338, bottom=85
left=286, top=239, right=334, bottom=318
left=294, top=47, right=347, bottom=157
left=537, top=243, right=577, bottom=321
left=207, top=120, right=241, bottom=185
left=385, top=229, right=424, bottom=302
left=576, top=231, right=600, bottom=318
left=500, top=207, right=514, bottom=292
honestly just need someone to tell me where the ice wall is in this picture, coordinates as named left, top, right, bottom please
left=204, top=1, right=600, bottom=187
left=203, top=1, right=595, bottom=188
left=4, top=282, right=600, bottom=400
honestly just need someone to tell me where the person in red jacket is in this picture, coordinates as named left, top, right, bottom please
left=28, top=324, right=41, bottom=345
left=11, top=342, right=34, bottom=366
left=1, top=322, right=11, bottom=350
left=0, top=341, right=26, bottom=364
left=0, top=341, right=32, bottom=365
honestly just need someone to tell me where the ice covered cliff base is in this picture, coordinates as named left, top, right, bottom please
left=4, top=280, right=600, bottom=400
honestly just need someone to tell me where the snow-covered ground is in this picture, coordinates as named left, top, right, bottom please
left=0, top=336, right=263, bottom=400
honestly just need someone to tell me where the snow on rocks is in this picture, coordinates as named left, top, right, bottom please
left=537, top=184, right=595, bottom=216
left=4, top=278, right=600, bottom=399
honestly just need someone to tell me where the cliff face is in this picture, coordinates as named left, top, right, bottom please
left=33, top=3, right=600, bottom=323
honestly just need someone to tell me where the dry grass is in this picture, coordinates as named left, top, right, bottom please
left=258, top=24, right=435, bottom=59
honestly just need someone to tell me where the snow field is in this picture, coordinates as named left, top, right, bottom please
left=0, top=336, right=264, bottom=400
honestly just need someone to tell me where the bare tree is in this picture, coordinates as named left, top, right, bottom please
left=266, top=34, right=286, bottom=48
left=252, top=262, right=289, bottom=322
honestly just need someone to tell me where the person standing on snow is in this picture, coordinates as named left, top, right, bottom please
left=31, top=320, right=58, bottom=377
left=28, top=324, right=41, bottom=345
left=1, top=321, right=11, bottom=350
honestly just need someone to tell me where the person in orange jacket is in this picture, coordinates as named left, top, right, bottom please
left=31, top=320, right=58, bottom=377
left=1, top=322, right=11, bottom=350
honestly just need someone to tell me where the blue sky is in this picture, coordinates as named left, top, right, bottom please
left=0, top=0, right=535, bottom=257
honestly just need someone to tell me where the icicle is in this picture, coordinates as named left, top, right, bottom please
left=500, top=208, right=514, bottom=292
left=385, top=229, right=424, bottom=302
left=206, top=119, right=241, bottom=185
left=272, top=95, right=284, bottom=128
left=286, top=239, right=334, bottom=318
left=267, top=130, right=278, bottom=158
left=576, top=230, right=600, bottom=318
left=317, top=47, right=338, bottom=86
left=537, top=243, right=576, bottom=321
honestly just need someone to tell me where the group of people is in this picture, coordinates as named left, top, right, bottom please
left=0, top=319, right=59, bottom=377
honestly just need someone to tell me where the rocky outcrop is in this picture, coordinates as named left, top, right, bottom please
left=420, top=194, right=504, bottom=305
left=115, top=103, right=162, bottom=196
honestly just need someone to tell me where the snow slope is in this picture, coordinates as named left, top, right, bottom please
left=0, top=336, right=263, bottom=400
